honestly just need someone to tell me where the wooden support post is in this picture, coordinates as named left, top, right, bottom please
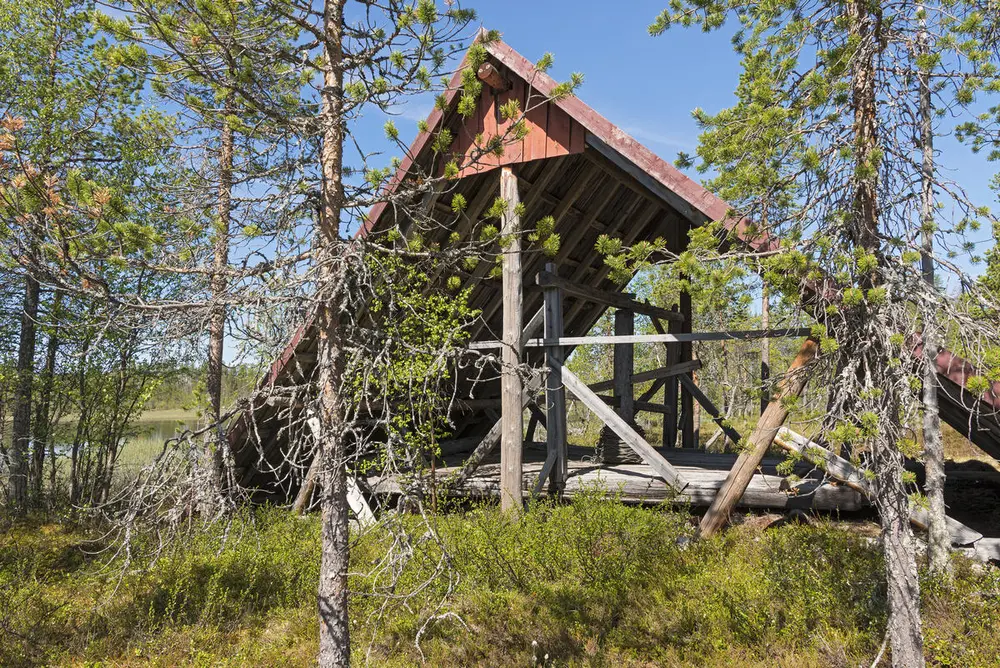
left=657, top=311, right=680, bottom=447
left=499, top=166, right=524, bottom=513
left=679, top=288, right=695, bottom=448
left=678, top=373, right=743, bottom=445
left=542, top=263, right=567, bottom=493
left=614, top=309, right=635, bottom=423
left=696, top=338, right=819, bottom=539
left=559, top=364, right=687, bottom=490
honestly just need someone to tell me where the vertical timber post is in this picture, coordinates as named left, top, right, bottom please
left=663, top=306, right=680, bottom=447
left=500, top=166, right=524, bottom=513
left=542, top=263, right=567, bottom=493
left=679, top=287, right=695, bottom=448
left=614, top=308, right=635, bottom=425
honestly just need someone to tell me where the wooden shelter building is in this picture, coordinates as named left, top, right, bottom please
left=228, top=35, right=1000, bottom=550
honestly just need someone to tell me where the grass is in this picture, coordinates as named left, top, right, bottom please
left=2, top=498, right=999, bottom=667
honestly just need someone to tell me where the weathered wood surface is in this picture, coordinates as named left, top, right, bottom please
left=697, top=338, right=819, bottom=539
left=469, top=329, right=814, bottom=350
left=499, top=166, right=524, bottom=513
left=679, top=286, right=695, bottom=448
left=560, top=364, right=687, bottom=490
left=536, top=271, right=683, bottom=323
left=588, top=360, right=701, bottom=394
left=370, top=455, right=867, bottom=511
left=543, top=263, right=567, bottom=493
left=775, top=427, right=984, bottom=546
left=614, top=309, right=635, bottom=424
left=678, top=373, right=743, bottom=445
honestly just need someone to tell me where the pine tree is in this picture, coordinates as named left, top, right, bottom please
left=649, top=1, right=1000, bottom=663
left=0, top=0, right=172, bottom=512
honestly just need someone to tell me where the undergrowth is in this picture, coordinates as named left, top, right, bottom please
left=1, top=496, right=999, bottom=666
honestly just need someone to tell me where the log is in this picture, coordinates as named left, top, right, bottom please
left=774, top=427, right=984, bottom=546
left=500, top=166, right=523, bottom=513
left=477, top=62, right=510, bottom=90
left=697, top=338, right=819, bottom=539
left=371, top=459, right=866, bottom=511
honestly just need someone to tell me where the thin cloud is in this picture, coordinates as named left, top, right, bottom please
left=622, top=124, right=696, bottom=154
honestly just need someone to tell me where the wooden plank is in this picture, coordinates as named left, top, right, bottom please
left=774, top=428, right=984, bottom=546
left=543, top=263, right=568, bottom=493
left=679, top=287, right=695, bottom=449
left=524, top=88, right=548, bottom=161
left=521, top=306, right=545, bottom=348
left=614, top=309, right=635, bottom=424
left=585, top=134, right=706, bottom=224
left=559, top=364, right=687, bottom=490
left=653, top=315, right=681, bottom=447
left=678, top=374, right=742, bottom=445
left=468, top=329, right=813, bottom=349
left=500, top=166, right=524, bottom=513
left=697, top=339, right=819, bottom=539
left=373, top=458, right=867, bottom=511
left=536, top=271, right=684, bottom=322
left=588, top=360, right=702, bottom=393
left=547, top=103, right=572, bottom=157
left=496, top=77, right=523, bottom=163
left=552, top=180, right=620, bottom=265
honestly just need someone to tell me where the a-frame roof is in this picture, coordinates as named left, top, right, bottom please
left=228, top=35, right=1000, bottom=498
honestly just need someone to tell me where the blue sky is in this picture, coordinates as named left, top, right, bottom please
left=370, top=0, right=998, bottom=286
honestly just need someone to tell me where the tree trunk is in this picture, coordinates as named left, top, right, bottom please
left=848, top=1, right=924, bottom=664
left=316, top=1, right=350, bottom=666
left=917, top=9, right=949, bottom=577
left=32, top=290, right=62, bottom=505
left=697, top=337, right=818, bottom=539
left=204, top=89, right=235, bottom=510
left=10, top=275, right=40, bottom=513
left=873, top=442, right=926, bottom=668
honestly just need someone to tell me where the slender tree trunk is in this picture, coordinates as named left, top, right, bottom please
left=849, top=2, right=924, bottom=664
left=760, top=284, right=770, bottom=416
left=10, top=275, right=40, bottom=513
left=917, top=7, right=950, bottom=577
left=316, top=1, right=351, bottom=665
left=32, top=289, right=61, bottom=505
left=204, top=91, right=235, bottom=509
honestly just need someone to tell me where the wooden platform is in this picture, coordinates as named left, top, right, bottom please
left=369, top=446, right=868, bottom=512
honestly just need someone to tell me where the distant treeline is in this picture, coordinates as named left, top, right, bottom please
left=145, top=364, right=262, bottom=413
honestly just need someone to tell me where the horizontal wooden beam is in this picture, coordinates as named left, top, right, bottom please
left=535, top=271, right=683, bottom=323
left=469, top=328, right=812, bottom=350
left=588, top=360, right=702, bottom=393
